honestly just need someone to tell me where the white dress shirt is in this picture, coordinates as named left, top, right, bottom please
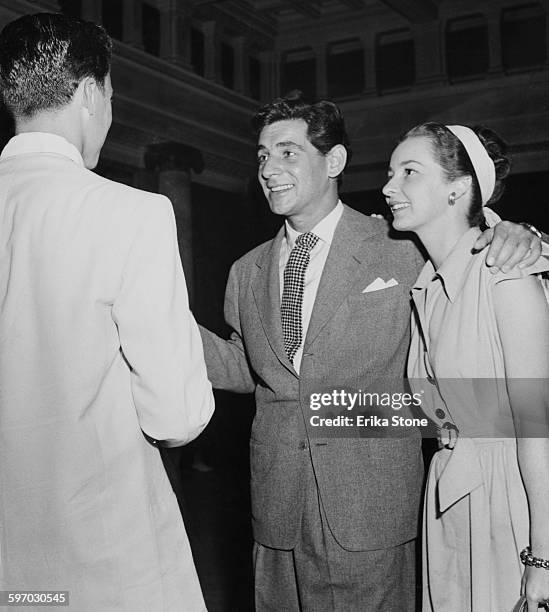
left=279, top=201, right=343, bottom=373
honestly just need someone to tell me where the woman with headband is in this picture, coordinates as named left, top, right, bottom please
left=383, top=123, right=549, bottom=611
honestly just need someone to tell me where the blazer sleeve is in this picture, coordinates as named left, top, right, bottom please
left=542, top=231, right=549, bottom=256
left=112, top=195, right=214, bottom=446
left=199, top=262, right=256, bottom=394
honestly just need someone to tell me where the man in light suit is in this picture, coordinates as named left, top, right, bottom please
left=0, top=13, right=214, bottom=611
left=200, top=93, right=542, bottom=610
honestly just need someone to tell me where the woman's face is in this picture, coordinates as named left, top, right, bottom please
left=382, top=136, right=454, bottom=233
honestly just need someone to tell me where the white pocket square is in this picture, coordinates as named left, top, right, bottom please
left=362, top=277, right=399, bottom=293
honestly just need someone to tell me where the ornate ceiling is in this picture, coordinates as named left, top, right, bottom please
left=191, top=0, right=441, bottom=25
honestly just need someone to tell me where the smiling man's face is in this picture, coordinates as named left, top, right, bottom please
left=256, top=119, right=336, bottom=230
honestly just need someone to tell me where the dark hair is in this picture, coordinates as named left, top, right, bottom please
left=400, top=122, right=510, bottom=227
left=252, top=90, right=352, bottom=180
left=0, top=13, right=112, bottom=118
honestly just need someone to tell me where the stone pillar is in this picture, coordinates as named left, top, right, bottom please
left=486, top=8, right=503, bottom=75
left=360, top=33, right=377, bottom=96
left=135, top=168, right=157, bottom=194
left=202, top=21, right=222, bottom=83
left=413, top=21, right=445, bottom=88
left=158, top=0, right=192, bottom=69
left=81, top=0, right=102, bottom=23
left=144, top=143, right=204, bottom=306
left=122, top=0, right=143, bottom=49
left=233, top=36, right=249, bottom=95
left=313, top=43, right=328, bottom=99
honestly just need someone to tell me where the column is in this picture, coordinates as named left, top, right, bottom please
left=313, top=43, right=328, bottom=99
left=233, top=36, right=249, bottom=96
left=135, top=168, right=157, bottom=193
left=486, top=7, right=503, bottom=75
left=413, top=21, right=445, bottom=88
left=360, top=33, right=377, bottom=96
left=81, top=0, right=102, bottom=23
left=158, top=0, right=192, bottom=69
left=144, top=143, right=204, bottom=306
left=122, top=0, right=143, bottom=49
left=202, top=21, right=222, bottom=83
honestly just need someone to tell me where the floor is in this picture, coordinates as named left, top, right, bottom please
left=160, top=393, right=433, bottom=612
left=161, top=392, right=256, bottom=612
left=180, top=463, right=255, bottom=612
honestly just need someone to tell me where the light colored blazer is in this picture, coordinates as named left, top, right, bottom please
left=201, top=204, right=425, bottom=551
left=0, top=133, right=213, bottom=611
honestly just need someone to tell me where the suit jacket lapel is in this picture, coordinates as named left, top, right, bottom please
left=251, top=226, right=297, bottom=377
left=304, top=206, right=381, bottom=349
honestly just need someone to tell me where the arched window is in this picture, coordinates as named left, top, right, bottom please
left=221, top=41, right=235, bottom=89
left=502, top=3, right=546, bottom=71
left=249, top=55, right=261, bottom=101
left=191, top=27, right=205, bottom=76
left=282, top=48, right=316, bottom=100
left=445, top=14, right=489, bottom=81
left=102, top=0, right=123, bottom=40
left=327, top=38, right=364, bottom=99
left=142, top=3, right=161, bottom=57
left=59, top=0, right=81, bottom=17
left=376, top=29, right=415, bottom=93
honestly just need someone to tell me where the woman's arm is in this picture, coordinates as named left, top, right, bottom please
left=495, top=274, right=549, bottom=612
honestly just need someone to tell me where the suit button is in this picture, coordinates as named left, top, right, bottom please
left=427, top=375, right=436, bottom=385
left=435, top=408, right=446, bottom=419
left=299, top=441, right=308, bottom=450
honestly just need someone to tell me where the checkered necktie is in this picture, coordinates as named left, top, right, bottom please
left=281, top=231, right=320, bottom=363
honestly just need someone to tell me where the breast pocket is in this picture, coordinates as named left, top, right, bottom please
left=333, top=285, right=412, bottom=362
left=348, top=284, right=411, bottom=321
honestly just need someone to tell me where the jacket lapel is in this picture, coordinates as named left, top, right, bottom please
left=251, top=226, right=297, bottom=377
left=251, top=207, right=385, bottom=374
left=304, top=206, right=382, bottom=349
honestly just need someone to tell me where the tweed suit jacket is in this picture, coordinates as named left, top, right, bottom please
left=200, top=204, right=425, bottom=551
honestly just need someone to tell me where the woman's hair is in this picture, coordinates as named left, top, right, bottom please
left=399, top=122, right=511, bottom=227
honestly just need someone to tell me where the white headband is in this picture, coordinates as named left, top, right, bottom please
left=446, top=125, right=496, bottom=206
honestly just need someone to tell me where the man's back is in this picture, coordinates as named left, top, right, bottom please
left=0, top=133, right=211, bottom=611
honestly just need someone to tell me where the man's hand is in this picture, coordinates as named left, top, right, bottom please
left=473, top=221, right=542, bottom=273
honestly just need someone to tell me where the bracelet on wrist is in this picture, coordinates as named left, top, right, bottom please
left=520, top=222, right=543, bottom=240
left=520, top=546, right=549, bottom=570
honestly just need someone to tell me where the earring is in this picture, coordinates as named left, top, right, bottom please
left=448, top=192, right=456, bottom=206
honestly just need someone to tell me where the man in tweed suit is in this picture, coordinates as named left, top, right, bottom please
left=199, top=92, right=541, bottom=611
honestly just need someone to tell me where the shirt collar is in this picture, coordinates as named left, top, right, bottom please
left=284, top=200, right=344, bottom=250
left=0, top=132, right=85, bottom=167
left=412, top=227, right=482, bottom=302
